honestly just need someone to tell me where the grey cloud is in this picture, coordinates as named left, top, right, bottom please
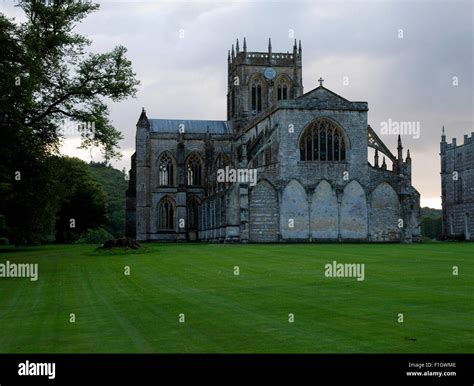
left=2, top=0, right=472, bottom=207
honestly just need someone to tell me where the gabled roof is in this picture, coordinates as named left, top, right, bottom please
left=294, top=86, right=368, bottom=111
left=297, top=85, right=349, bottom=101
left=148, top=119, right=232, bottom=134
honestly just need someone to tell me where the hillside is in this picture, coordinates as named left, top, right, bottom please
left=89, top=162, right=128, bottom=238
left=420, top=207, right=442, bottom=240
left=421, top=207, right=442, bottom=218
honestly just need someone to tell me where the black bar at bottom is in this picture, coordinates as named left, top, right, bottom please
left=0, top=354, right=472, bottom=385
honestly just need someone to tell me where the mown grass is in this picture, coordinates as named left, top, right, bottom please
left=0, top=242, right=472, bottom=353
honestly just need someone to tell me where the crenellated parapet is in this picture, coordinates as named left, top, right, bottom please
left=441, top=130, right=474, bottom=151
left=227, top=38, right=303, bottom=132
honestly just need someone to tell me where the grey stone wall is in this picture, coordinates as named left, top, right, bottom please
left=311, top=180, right=338, bottom=240
left=441, top=132, right=474, bottom=239
left=249, top=180, right=279, bottom=242
left=340, top=180, right=368, bottom=240
left=240, top=87, right=419, bottom=243
left=370, top=182, right=401, bottom=241
left=227, top=40, right=303, bottom=132
left=126, top=47, right=421, bottom=244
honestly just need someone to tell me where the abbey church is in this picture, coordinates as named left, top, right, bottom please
left=126, top=39, right=421, bottom=243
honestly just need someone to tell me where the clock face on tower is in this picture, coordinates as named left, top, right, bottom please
left=263, top=67, right=276, bottom=80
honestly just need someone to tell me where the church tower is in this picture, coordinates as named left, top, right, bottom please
left=227, top=38, right=303, bottom=133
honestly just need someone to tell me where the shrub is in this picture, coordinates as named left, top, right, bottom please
left=76, top=228, right=114, bottom=244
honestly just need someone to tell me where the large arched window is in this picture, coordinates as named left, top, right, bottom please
left=277, top=80, right=290, bottom=101
left=158, top=196, right=175, bottom=230
left=277, top=82, right=287, bottom=100
left=275, top=76, right=291, bottom=103
left=186, top=153, right=203, bottom=186
left=251, top=82, right=262, bottom=113
left=158, top=153, right=175, bottom=186
left=299, top=119, right=347, bottom=161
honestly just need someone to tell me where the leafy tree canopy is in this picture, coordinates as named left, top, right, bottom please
left=5, top=0, right=139, bottom=159
left=0, top=1, right=139, bottom=244
left=49, top=156, right=108, bottom=243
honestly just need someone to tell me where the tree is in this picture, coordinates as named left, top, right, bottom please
left=0, top=1, right=139, bottom=244
left=50, top=157, right=108, bottom=243
left=17, top=0, right=139, bottom=158
left=420, top=207, right=442, bottom=240
left=88, top=162, right=128, bottom=238
left=0, top=14, right=53, bottom=244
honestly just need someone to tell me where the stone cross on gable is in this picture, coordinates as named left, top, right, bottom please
left=318, top=77, right=324, bottom=87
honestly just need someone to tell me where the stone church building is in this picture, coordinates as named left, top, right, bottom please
left=126, top=39, right=421, bottom=243
left=440, top=128, right=473, bottom=240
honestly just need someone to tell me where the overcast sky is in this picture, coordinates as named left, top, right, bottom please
left=2, top=0, right=473, bottom=208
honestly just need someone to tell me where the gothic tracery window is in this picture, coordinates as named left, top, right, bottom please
left=299, top=119, right=347, bottom=161
left=251, top=82, right=262, bottom=113
left=159, top=153, right=175, bottom=186
left=158, top=196, right=175, bottom=230
left=277, top=81, right=288, bottom=101
left=186, top=153, right=203, bottom=186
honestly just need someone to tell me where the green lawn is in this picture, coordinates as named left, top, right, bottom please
left=0, top=243, right=472, bottom=353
